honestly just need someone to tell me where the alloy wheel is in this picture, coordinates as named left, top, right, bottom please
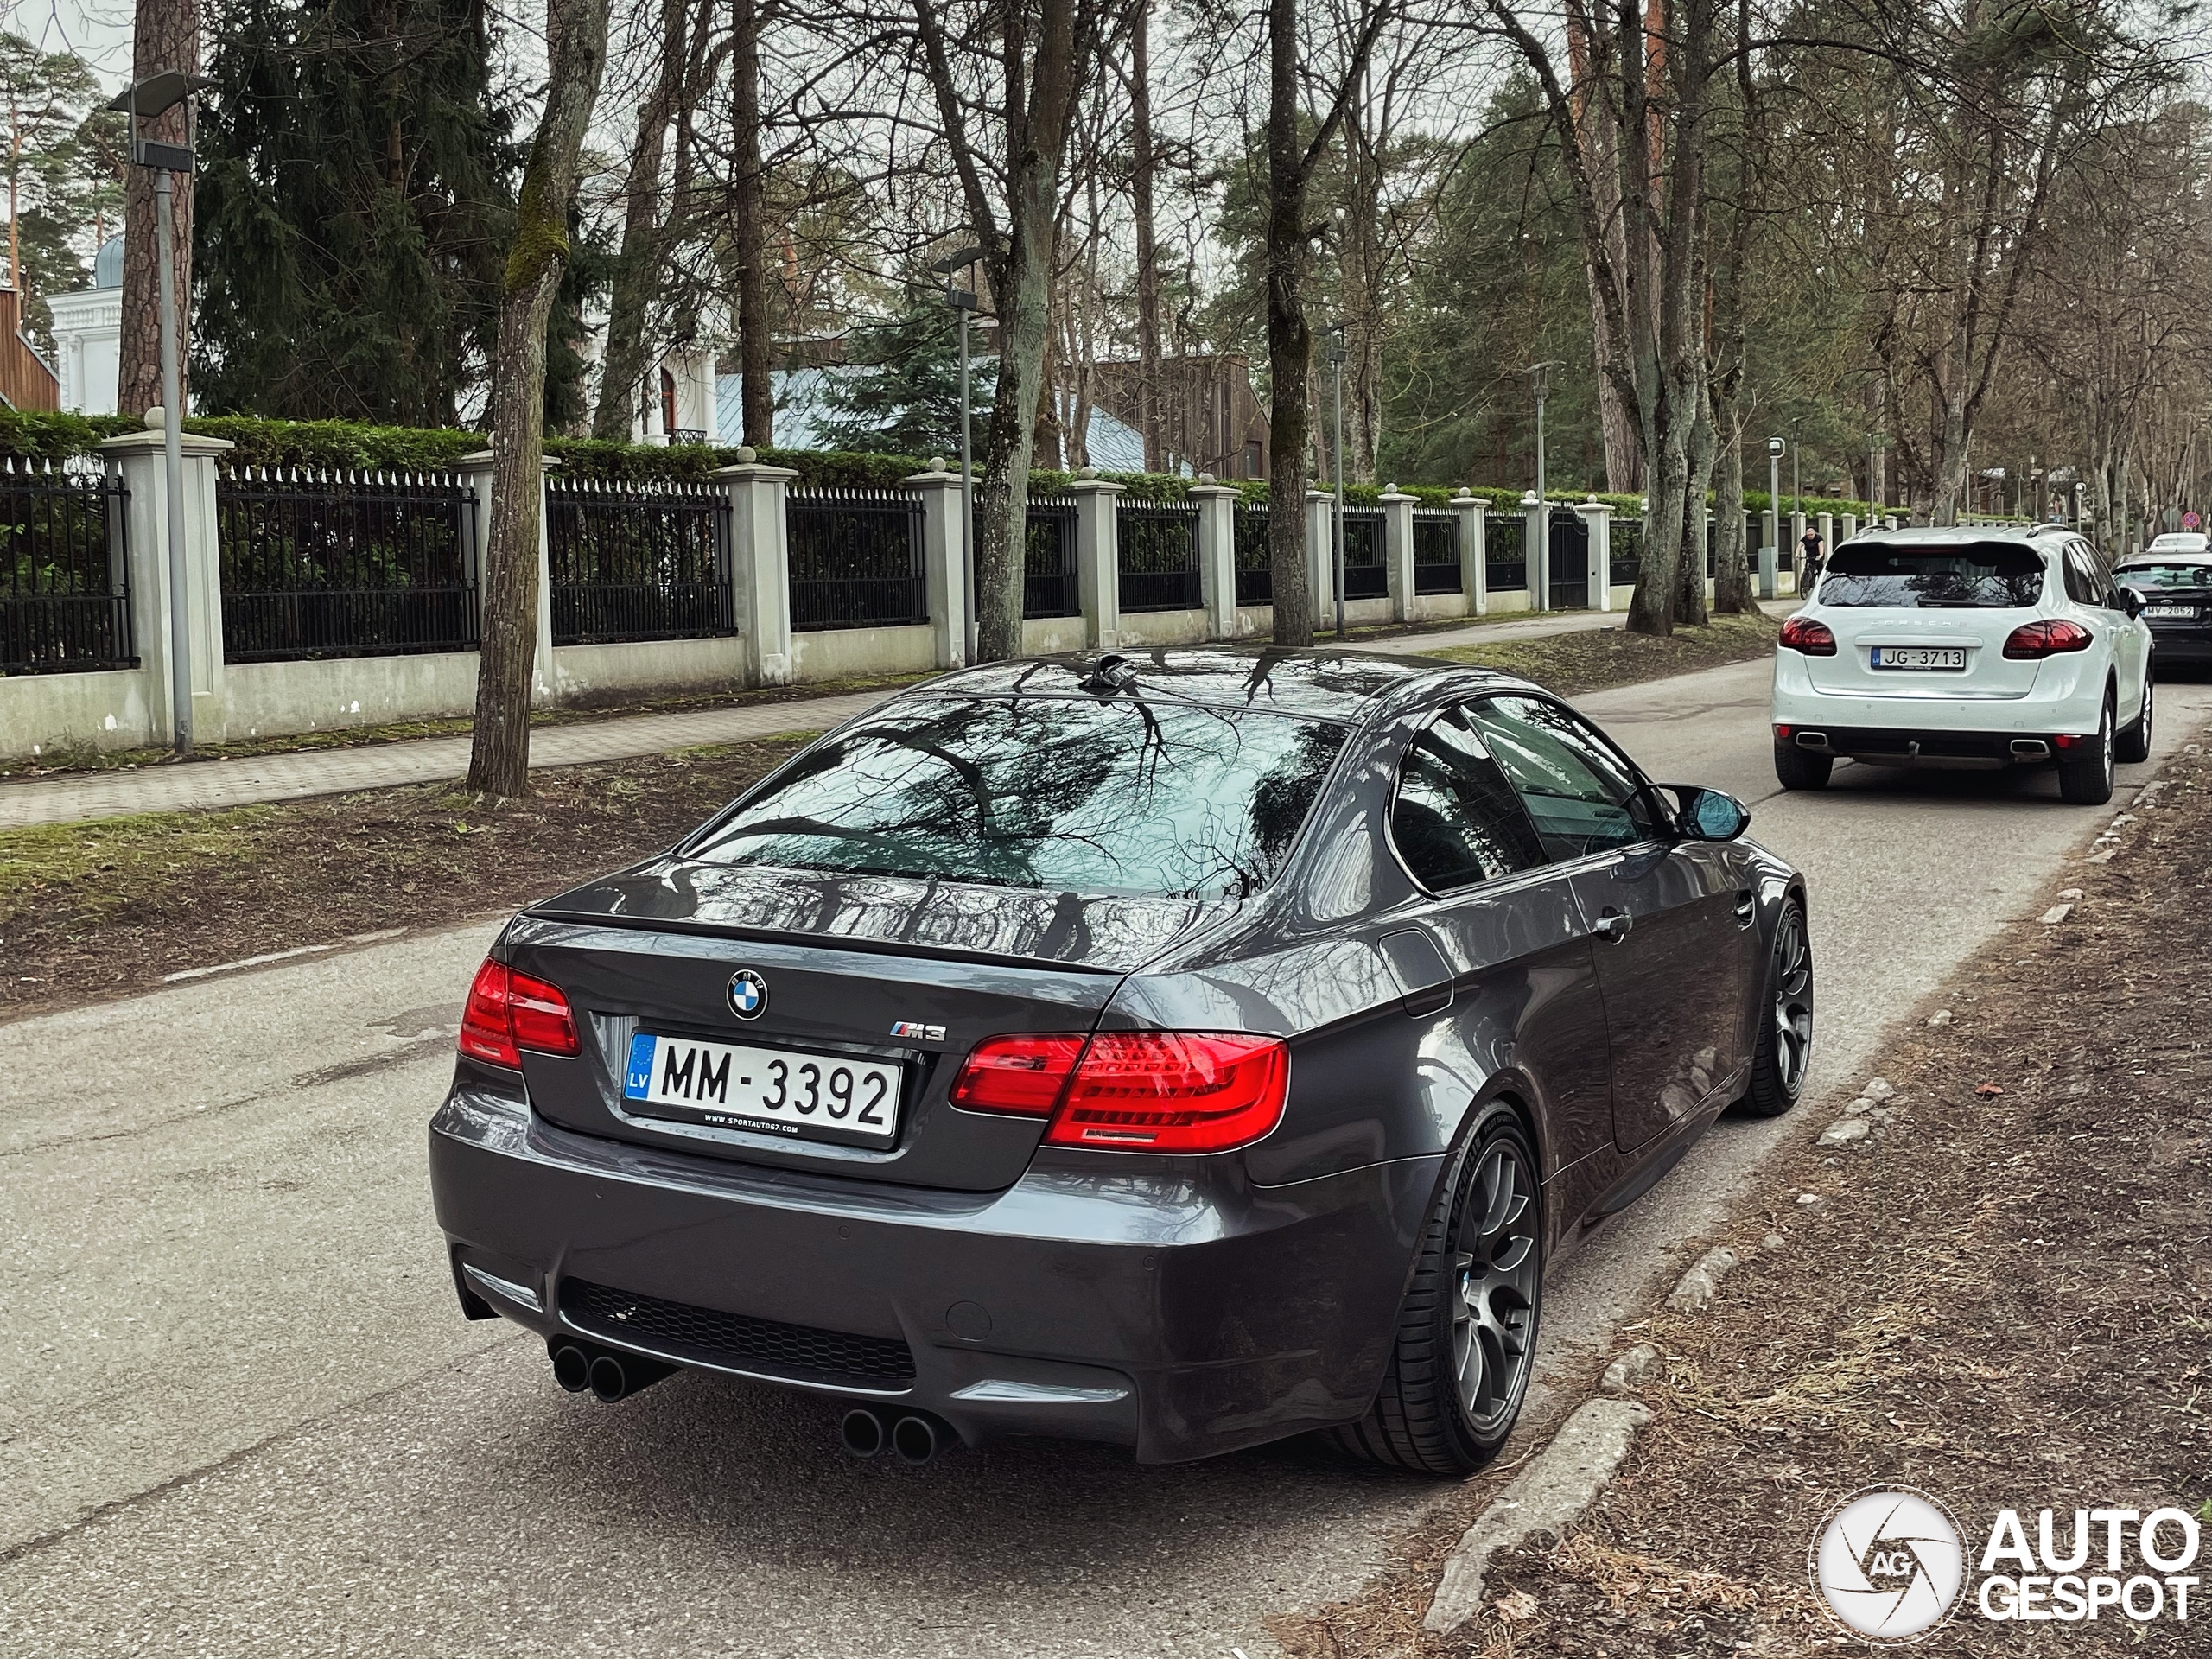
left=1771, top=905, right=1814, bottom=1098
left=1450, top=1138, right=1540, bottom=1433
left=2101, top=699, right=2115, bottom=792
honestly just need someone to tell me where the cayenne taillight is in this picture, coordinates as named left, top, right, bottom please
left=949, top=1031, right=1291, bottom=1154
left=1778, top=615, right=1836, bottom=655
left=459, top=959, right=581, bottom=1068
left=2002, top=618, right=2094, bottom=659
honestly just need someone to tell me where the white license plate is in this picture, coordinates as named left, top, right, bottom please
left=1870, top=646, right=1967, bottom=670
left=622, top=1033, right=903, bottom=1147
left=2145, top=604, right=2197, bottom=619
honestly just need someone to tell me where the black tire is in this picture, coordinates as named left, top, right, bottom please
left=1774, top=740, right=1833, bottom=791
left=2115, top=674, right=2152, bottom=766
left=2058, top=692, right=2116, bottom=805
left=1330, top=1107, right=1541, bottom=1476
left=1739, top=899, right=1813, bottom=1118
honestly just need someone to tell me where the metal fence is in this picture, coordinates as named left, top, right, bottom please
left=0, top=456, right=131, bottom=676
left=1611, top=518, right=1643, bottom=587
left=1486, top=513, right=1527, bottom=594
left=1118, top=500, right=1202, bottom=613
left=786, top=487, right=926, bottom=632
left=1339, top=509, right=1387, bottom=600
left=1024, top=495, right=1079, bottom=619
left=1547, top=508, right=1590, bottom=608
left=549, top=478, right=732, bottom=645
left=1234, top=504, right=1272, bottom=606
left=1413, top=511, right=1460, bottom=595
left=218, top=465, right=477, bottom=663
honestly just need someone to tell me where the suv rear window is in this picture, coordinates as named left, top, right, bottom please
left=1818, top=543, right=2045, bottom=608
left=685, top=697, right=1347, bottom=900
left=2118, top=561, right=2212, bottom=589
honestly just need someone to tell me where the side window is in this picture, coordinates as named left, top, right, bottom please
left=1389, top=708, right=1546, bottom=892
left=2063, top=549, right=2101, bottom=606
left=1466, top=696, right=1656, bottom=863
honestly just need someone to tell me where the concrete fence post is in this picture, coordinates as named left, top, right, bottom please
left=1189, top=474, right=1239, bottom=639
left=1817, top=512, right=1834, bottom=559
left=457, top=449, right=559, bottom=705
left=1455, top=490, right=1487, bottom=616
left=99, top=424, right=233, bottom=744
left=715, top=448, right=798, bottom=686
left=1305, top=488, right=1335, bottom=619
left=1380, top=483, right=1418, bottom=622
left=1840, top=513, right=1859, bottom=543
left=1577, top=497, right=1612, bottom=613
left=1068, top=467, right=1124, bottom=649
left=905, top=459, right=970, bottom=670
left=1522, top=491, right=1547, bottom=611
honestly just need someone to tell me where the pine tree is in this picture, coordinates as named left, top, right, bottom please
left=812, top=304, right=994, bottom=458
left=192, top=0, right=521, bottom=424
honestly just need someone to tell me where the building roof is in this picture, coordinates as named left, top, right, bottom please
left=93, top=234, right=123, bottom=290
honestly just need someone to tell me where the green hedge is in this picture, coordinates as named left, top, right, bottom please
left=0, top=409, right=1878, bottom=516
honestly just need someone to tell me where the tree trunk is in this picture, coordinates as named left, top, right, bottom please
left=1711, top=396, right=1753, bottom=612
left=591, top=0, right=685, bottom=441
left=1675, top=363, right=1713, bottom=626
left=732, top=0, right=773, bottom=446
left=970, top=0, right=1081, bottom=665
left=1264, top=0, right=1315, bottom=645
left=1129, top=0, right=1162, bottom=472
left=119, top=0, right=200, bottom=419
left=466, top=0, right=613, bottom=798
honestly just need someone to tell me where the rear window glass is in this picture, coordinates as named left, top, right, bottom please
left=2118, top=562, right=2212, bottom=589
left=1819, top=544, right=2045, bottom=608
left=685, top=697, right=1347, bottom=899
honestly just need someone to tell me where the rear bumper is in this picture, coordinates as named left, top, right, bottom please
left=429, top=1084, right=1441, bottom=1463
left=1771, top=650, right=2108, bottom=761
left=2148, top=629, right=2212, bottom=664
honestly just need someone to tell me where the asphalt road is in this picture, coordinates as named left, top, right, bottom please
left=5, top=662, right=2206, bottom=1658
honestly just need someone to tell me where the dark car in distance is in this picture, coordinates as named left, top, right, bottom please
left=2115, top=550, right=2212, bottom=670
left=429, top=647, right=1811, bottom=1475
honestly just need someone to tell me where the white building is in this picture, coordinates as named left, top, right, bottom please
left=47, top=234, right=123, bottom=415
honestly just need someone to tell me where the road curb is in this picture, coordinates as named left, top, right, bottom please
left=1421, top=1398, right=1651, bottom=1634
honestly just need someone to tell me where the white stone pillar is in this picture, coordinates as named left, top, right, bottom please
left=1840, top=513, right=1858, bottom=543
left=458, top=450, right=559, bottom=705
left=1380, top=484, right=1418, bottom=622
left=99, top=423, right=234, bottom=744
left=1577, top=497, right=1612, bottom=613
left=1454, top=489, right=1487, bottom=616
left=1067, top=467, right=1124, bottom=649
left=715, top=448, right=798, bottom=686
left=1305, top=488, right=1335, bottom=617
left=1522, top=490, right=1547, bottom=611
left=905, top=459, right=970, bottom=670
left=1189, top=474, right=1239, bottom=639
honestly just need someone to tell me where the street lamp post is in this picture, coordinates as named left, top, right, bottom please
left=1328, top=323, right=1348, bottom=639
left=108, top=71, right=209, bottom=758
left=1524, top=361, right=1563, bottom=610
left=929, top=245, right=984, bottom=664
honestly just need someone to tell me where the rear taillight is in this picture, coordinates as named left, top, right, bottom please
left=948, top=1030, right=1291, bottom=1154
left=2003, top=618, right=2094, bottom=658
left=1778, top=616, right=1836, bottom=655
left=458, top=959, right=580, bottom=1068
left=948, top=1033, right=1087, bottom=1115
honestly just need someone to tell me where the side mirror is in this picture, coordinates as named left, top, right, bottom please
left=2120, top=585, right=2147, bottom=620
left=1656, top=785, right=1751, bottom=842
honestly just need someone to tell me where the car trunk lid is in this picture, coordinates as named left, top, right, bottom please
left=504, top=858, right=1229, bottom=1192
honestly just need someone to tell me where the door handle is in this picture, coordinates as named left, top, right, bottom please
left=1733, top=890, right=1758, bottom=927
left=1592, top=908, right=1633, bottom=944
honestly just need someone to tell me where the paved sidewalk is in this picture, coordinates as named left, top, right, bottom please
left=1, top=600, right=1796, bottom=830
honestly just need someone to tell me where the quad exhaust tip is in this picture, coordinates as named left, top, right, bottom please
left=548, top=1338, right=676, bottom=1403
left=840, top=1406, right=946, bottom=1465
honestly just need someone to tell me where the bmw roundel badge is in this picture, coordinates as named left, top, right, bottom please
left=727, top=969, right=769, bottom=1020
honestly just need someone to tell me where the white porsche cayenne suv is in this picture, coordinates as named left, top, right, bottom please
left=1771, top=525, right=2154, bottom=805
